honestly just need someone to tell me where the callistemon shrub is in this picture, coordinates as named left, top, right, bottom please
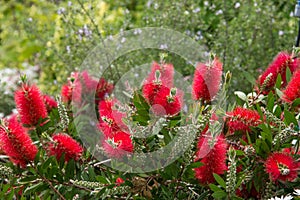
left=0, top=53, right=299, bottom=200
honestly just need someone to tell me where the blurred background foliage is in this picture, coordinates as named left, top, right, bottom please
left=0, top=0, right=298, bottom=113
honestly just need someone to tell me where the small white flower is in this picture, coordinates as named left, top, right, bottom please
left=278, top=31, right=284, bottom=36
left=66, top=46, right=71, bottom=54
left=216, top=10, right=223, bottom=15
left=193, top=7, right=200, bottom=13
left=235, top=2, right=241, bottom=9
left=57, top=7, right=65, bottom=15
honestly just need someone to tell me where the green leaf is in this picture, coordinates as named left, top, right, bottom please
left=284, top=109, right=298, bottom=125
left=267, top=92, right=274, bottom=111
left=42, top=156, right=55, bottom=172
left=19, top=176, right=39, bottom=184
left=275, top=88, right=283, bottom=98
left=65, top=159, right=75, bottom=181
left=292, top=98, right=300, bottom=107
left=188, top=161, right=203, bottom=169
left=213, top=173, right=226, bottom=188
left=23, top=182, right=44, bottom=195
left=286, top=67, right=292, bottom=83
left=95, top=176, right=109, bottom=184
left=275, top=74, right=282, bottom=89
left=209, top=184, right=223, bottom=192
left=212, top=191, right=227, bottom=199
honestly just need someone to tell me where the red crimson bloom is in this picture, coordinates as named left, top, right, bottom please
left=43, top=95, right=58, bottom=112
left=151, top=87, right=183, bottom=116
left=0, top=116, right=38, bottom=167
left=142, top=82, right=163, bottom=105
left=61, top=73, right=82, bottom=104
left=81, top=70, right=98, bottom=91
left=192, top=57, right=223, bottom=102
left=145, top=62, right=174, bottom=88
left=48, top=133, right=83, bottom=162
left=15, top=84, right=48, bottom=126
left=98, top=99, right=128, bottom=137
left=115, top=177, right=125, bottom=186
left=258, top=52, right=299, bottom=94
left=96, top=78, right=114, bottom=103
left=265, top=152, right=298, bottom=182
left=282, top=69, right=300, bottom=103
left=194, top=134, right=227, bottom=184
left=62, top=71, right=113, bottom=105
left=226, top=107, right=261, bottom=133
left=102, top=131, right=133, bottom=158
left=61, top=84, right=72, bottom=103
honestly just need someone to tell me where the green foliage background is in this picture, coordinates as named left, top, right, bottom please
left=0, top=0, right=298, bottom=109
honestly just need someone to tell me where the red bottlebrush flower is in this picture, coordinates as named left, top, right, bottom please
left=15, top=84, right=48, bottom=126
left=142, top=82, right=163, bottom=104
left=194, top=134, right=227, bottom=184
left=151, top=87, right=183, bottom=116
left=282, top=69, right=300, bottom=103
left=43, top=95, right=58, bottom=112
left=226, top=107, right=261, bottom=133
left=192, top=57, right=223, bottom=102
left=98, top=99, right=128, bottom=137
left=258, top=52, right=299, bottom=94
left=81, top=70, right=98, bottom=91
left=265, top=152, right=298, bottom=182
left=102, top=131, right=133, bottom=158
left=115, top=177, right=125, bottom=186
left=48, top=133, right=83, bottom=162
left=146, top=62, right=174, bottom=88
left=96, top=78, right=114, bottom=103
left=0, top=116, right=38, bottom=167
left=61, top=84, right=72, bottom=103
left=61, top=72, right=82, bottom=104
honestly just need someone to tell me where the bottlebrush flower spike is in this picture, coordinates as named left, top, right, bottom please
left=142, top=81, right=163, bottom=105
left=102, top=131, right=133, bottom=158
left=43, top=95, right=58, bottom=112
left=81, top=70, right=98, bottom=91
left=61, top=72, right=82, bottom=104
left=96, top=78, right=114, bottom=103
left=145, top=61, right=174, bottom=88
left=226, top=107, right=261, bottom=133
left=48, top=133, right=83, bottom=162
left=15, top=83, right=48, bottom=126
left=282, top=69, right=300, bottom=103
left=98, top=99, right=128, bottom=137
left=265, top=152, right=298, bottom=182
left=192, top=56, right=223, bottom=102
left=151, top=87, right=183, bottom=116
left=0, top=116, right=38, bottom=167
left=194, top=134, right=227, bottom=184
left=258, top=52, right=299, bottom=94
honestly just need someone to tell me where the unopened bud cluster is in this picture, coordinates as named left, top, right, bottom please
left=261, top=181, right=274, bottom=200
left=226, top=148, right=236, bottom=195
left=262, top=108, right=286, bottom=128
left=273, top=125, right=299, bottom=145
left=71, top=179, right=104, bottom=189
left=56, top=95, right=69, bottom=129
left=0, top=164, right=13, bottom=177
left=260, top=73, right=273, bottom=92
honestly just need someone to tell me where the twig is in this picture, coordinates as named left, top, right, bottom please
left=29, top=162, right=66, bottom=200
